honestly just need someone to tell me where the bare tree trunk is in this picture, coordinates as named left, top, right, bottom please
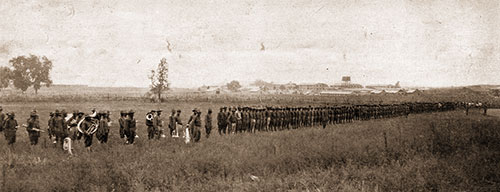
left=158, top=91, right=161, bottom=103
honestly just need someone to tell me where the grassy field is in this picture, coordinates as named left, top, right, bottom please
left=0, top=101, right=499, bottom=191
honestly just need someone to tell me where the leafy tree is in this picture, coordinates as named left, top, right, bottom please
left=279, top=85, right=286, bottom=90
left=149, top=57, right=169, bottom=102
left=227, top=80, right=241, bottom=92
left=8, top=55, right=53, bottom=94
left=0, top=66, right=11, bottom=91
left=251, top=79, right=271, bottom=87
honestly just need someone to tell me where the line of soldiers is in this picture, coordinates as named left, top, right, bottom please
left=0, top=102, right=460, bottom=149
left=216, top=102, right=459, bottom=133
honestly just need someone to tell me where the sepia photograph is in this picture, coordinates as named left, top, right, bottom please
left=0, top=0, right=499, bottom=191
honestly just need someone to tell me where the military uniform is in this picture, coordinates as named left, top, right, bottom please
left=0, top=107, right=5, bottom=132
left=80, top=116, right=94, bottom=148
left=26, top=112, right=41, bottom=145
left=174, top=110, right=183, bottom=138
left=217, top=108, right=226, bottom=135
left=119, top=111, right=127, bottom=139
left=4, top=113, right=17, bottom=145
left=53, top=110, right=67, bottom=149
left=156, top=110, right=163, bottom=139
left=124, top=110, right=137, bottom=144
left=205, top=109, right=212, bottom=138
left=146, top=110, right=156, bottom=140
left=188, top=109, right=202, bottom=142
left=96, top=112, right=110, bottom=143
left=169, top=109, right=177, bottom=136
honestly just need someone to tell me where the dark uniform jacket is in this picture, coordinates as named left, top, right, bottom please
left=205, top=114, right=212, bottom=128
left=217, top=112, right=226, bottom=126
left=27, top=118, right=40, bottom=137
left=0, top=112, right=5, bottom=131
left=4, top=118, right=17, bottom=132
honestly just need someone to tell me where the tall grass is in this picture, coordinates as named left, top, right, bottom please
left=0, top=106, right=499, bottom=191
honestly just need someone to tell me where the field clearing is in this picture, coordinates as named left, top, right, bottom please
left=0, top=101, right=499, bottom=191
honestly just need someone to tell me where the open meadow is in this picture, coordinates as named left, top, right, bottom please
left=0, top=101, right=499, bottom=191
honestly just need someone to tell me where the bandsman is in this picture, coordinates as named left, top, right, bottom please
left=146, top=110, right=156, bottom=140
left=80, top=115, right=95, bottom=151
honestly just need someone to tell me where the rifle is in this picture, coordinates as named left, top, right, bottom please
left=21, top=124, right=46, bottom=132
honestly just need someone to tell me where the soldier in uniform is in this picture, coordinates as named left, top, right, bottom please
left=53, top=110, right=67, bottom=149
left=205, top=109, right=212, bottom=138
left=0, top=106, right=4, bottom=132
left=47, top=112, right=55, bottom=141
left=483, top=103, right=488, bottom=115
left=146, top=110, right=156, bottom=140
left=321, top=108, right=328, bottom=129
left=235, top=107, right=242, bottom=133
left=97, top=111, right=110, bottom=143
left=3, top=112, right=18, bottom=145
left=80, top=115, right=95, bottom=151
left=169, top=109, right=177, bottom=136
left=228, top=108, right=237, bottom=134
left=174, top=109, right=183, bottom=138
left=155, top=110, right=163, bottom=139
left=217, top=107, right=226, bottom=135
left=119, top=111, right=127, bottom=141
left=26, top=110, right=41, bottom=145
left=188, top=108, right=202, bottom=142
left=124, top=110, right=137, bottom=144
left=249, top=108, right=256, bottom=133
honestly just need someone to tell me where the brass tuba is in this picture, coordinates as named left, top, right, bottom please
left=146, top=112, right=154, bottom=121
left=77, top=118, right=99, bottom=135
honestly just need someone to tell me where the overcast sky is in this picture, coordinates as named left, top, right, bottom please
left=0, top=0, right=499, bottom=88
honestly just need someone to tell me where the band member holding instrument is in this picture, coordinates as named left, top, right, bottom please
left=26, top=110, right=41, bottom=145
left=80, top=115, right=94, bottom=151
left=4, top=112, right=18, bottom=145
left=146, top=110, right=156, bottom=140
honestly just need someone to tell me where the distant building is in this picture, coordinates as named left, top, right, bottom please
left=366, top=81, right=401, bottom=89
left=297, top=83, right=329, bottom=91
